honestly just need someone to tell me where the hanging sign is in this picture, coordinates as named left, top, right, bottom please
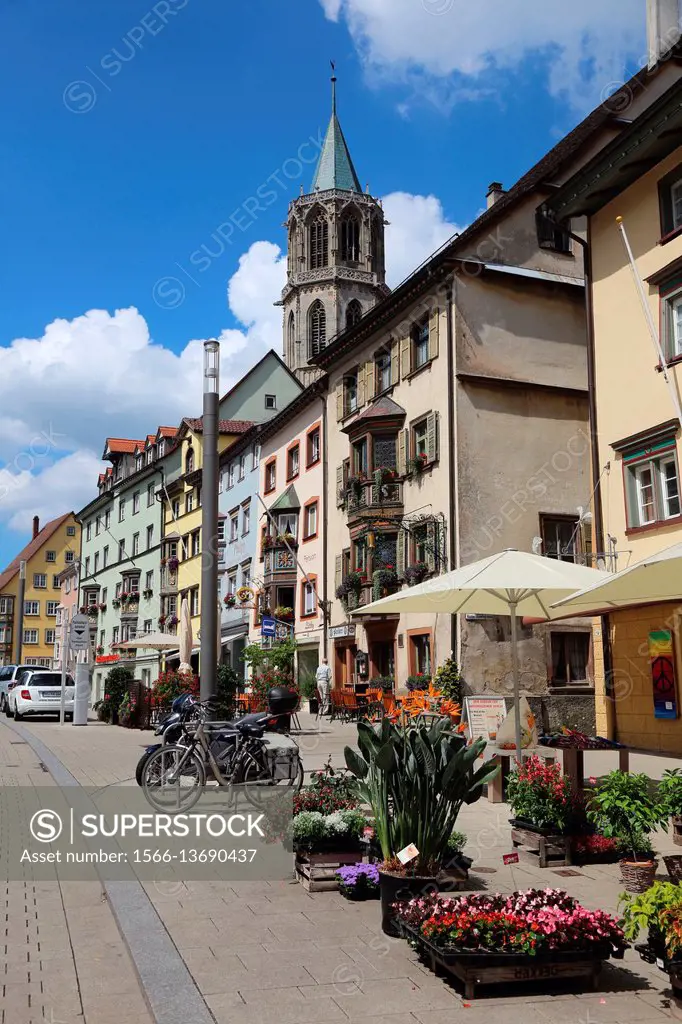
left=649, top=630, right=679, bottom=720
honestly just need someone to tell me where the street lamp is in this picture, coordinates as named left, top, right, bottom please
left=15, top=560, right=26, bottom=664
left=200, top=338, right=220, bottom=703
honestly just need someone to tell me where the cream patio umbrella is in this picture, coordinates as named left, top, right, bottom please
left=179, top=596, right=193, bottom=673
left=117, top=631, right=180, bottom=651
left=551, top=541, right=682, bottom=614
left=355, top=549, right=609, bottom=759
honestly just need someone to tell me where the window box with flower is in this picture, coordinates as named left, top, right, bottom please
left=86, top=605, right=99, bottom=618
left=112, top=599, right=121, bottom=610
left=336, top=571, right=364, bottom=607
left=167, top=614, right=178, bottom=628
left=407, top=452, right=429, bottom=477
left=276, top=532, right=297, bottom=548
left=274, top=605, right=294, bottom=622
left=372, top=564, right=399, bottom=601
left=143, top=588, right=153, bottom=599
left=224, top=593, right=237, bottom=608
left=167, top=557, right=180, bottom=572
left=158, top=614, right=167, bottom=626
left=404, top=562, right=429, bottom=587
left=98, top=602, right=107, bottom=612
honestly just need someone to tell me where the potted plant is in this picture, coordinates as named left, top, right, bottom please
left=619, top=880, right=682, bottom=966
left=263, top=534, right=275, bottom=550
left=659, top=768, right=682, bottom=848
left=372, top=564, right=398, bottom=601
left=291, top=808, right=368, bottom=891
left=143, top=588, right=153, bottom=599
left=588, top=771, right=668, bottom=893
left=87, top=605, right=99, bottom=618
left=167, top=614, right=178, bottom=628
left=93, top=698, right=111, bottom=723
left=96, top=645, right=105, bottom=656
left=344, top=717, right=497, bottom=935
left=274, top=605, right=294, bottom=622
left=434, top=656, right=463, bottom=705
left=299, top=672, right=319, bottom=715
left=368, top=676, right=394, bottom=692
left=224, top=593, right=237, bottom=608
left=406, top=673, right=430, bottom=691
left=168, top=556, right=180, bottom=572
left=158, top=614, right=167, bottom=627
left=407, top=452, right=428, bottom=477
left=277, top=532, right=297, bottom=548
left=120, top=593, right=129, bottom=605
left=336, top=571, right=363, bottom=605
left=98, top=602, right=107, bottom=612
left=340, top=475, right=366, bottom=508
left=506, top=755, right=576, bottom=834
left=118, top=691, right=135, bottom=728
left=336, top=863, right=380, bottom=901
left=112, top=598, right=121, bottom=609
left=404, top=562, right=429, bottom=586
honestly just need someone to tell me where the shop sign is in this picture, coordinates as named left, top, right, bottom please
left=329, top=624, right=356, bottom=639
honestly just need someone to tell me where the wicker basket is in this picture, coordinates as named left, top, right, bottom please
left=664, top=855, right=682, bottom=883
left=620, top=858, right=658, bottom=894
left=672, top=816, right=682, bottom=848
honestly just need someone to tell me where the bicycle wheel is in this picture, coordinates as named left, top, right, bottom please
left=142, top=744, right=206, bottom=812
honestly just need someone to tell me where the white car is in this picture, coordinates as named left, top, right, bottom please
left=0, top=664, right=32, bottom=713
left=7, top=669, right=75, bottom=721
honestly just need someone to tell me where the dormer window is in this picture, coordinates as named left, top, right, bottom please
left=158, top=439, right=165, bottom=457
left=185, top=447, right=195, bottom=474
left=136, top=454, right=143, bottom=472
left=146, top=448, right=154, bottom=465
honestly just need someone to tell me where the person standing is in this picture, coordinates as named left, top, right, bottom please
left=315, top=657, right=332, bottom=715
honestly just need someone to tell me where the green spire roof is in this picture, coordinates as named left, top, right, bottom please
left=311, top=74, right=362, bottom=194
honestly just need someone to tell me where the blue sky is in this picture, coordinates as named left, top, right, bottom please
left=0, top=0, right=645, bottom=566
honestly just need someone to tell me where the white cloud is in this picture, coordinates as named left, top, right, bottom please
left=320, top=0, right=645, bottom=111
left=383, top=191, right=462, bottom=285
left=0, top=195, right=452, bottom=542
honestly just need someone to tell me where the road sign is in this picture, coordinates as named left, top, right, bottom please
left=261, top=616, right=276, bottom=638
left=69, top=614, right=91, bottom=651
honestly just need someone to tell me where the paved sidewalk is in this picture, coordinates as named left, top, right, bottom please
left=0, top=721, right=153, bottom=1024
left=6, top=712, right=682, bottom=1023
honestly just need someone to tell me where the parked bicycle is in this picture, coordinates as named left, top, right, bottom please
left=141, top=687, right=303, bottom=812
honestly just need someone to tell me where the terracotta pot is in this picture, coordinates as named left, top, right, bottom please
left=379, top=869, right=437, bottom=937
left=620, top=858, right=658, bottom=894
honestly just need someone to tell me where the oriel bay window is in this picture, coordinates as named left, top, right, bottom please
left=658, top=164, right=682, bottom=239
left=353, top=437, right=368, bottom=477
left=660, top=277, right=682, bottom=361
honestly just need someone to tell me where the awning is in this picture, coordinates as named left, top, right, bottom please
left=222, top=632, right=247, bottom=646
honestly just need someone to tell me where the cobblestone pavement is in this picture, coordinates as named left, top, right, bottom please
left=4, top=711, right=682, bottom=1023
left=0, top=721, right=153, bottom=1024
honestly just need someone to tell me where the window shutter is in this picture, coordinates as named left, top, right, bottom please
left=396, top=531, right=406, bottom=580
left=336, top=383, right=344, bottom=421
left=364, top=359, right=376, bottom=402
left=357, top=365, right=366, bottom=408
left=400, top=335, right=411, bottom=378
left=390, top=338, right=399, bottom=385
left=397, top=429, right=407, bottom=476
left=426, top=520, right=437, bottom=572
left=428, top=307, right=440, bottom=361
left=335, top=554, right=343, bottom=590
left=426, top=411, right=439, bottom=464
left=336, top=465, right=344, bottom=507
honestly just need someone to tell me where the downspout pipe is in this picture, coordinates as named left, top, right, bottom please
left=562, top=220, right=616, bottom=735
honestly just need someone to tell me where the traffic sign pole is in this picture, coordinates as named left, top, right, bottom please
left=59, top=612, right=68, bottom=725
left=68, top=614, right=91, bottom=727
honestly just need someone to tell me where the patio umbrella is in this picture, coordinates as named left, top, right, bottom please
left=355, top=549, right=609, bottom=759
left=117, top=632, right=179, bottom=651
left=551, top=541, right=682, bottom=614
left=179, top=596, right=193, bottom=673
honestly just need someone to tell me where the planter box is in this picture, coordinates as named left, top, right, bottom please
left=295, top=850, right=365, bottom=892
left=400, top=922, right=618, bottom=999
left=510, top=819, right=571, bottom=869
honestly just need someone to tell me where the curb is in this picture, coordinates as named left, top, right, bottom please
left=1, top=717, right=216, bottom=1024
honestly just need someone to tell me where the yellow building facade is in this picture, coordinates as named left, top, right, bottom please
left=548, top=75, right=682, bottom=752
left=160, top=418, right=253, bottom=646
left=0, top=512, right=80, bottom=668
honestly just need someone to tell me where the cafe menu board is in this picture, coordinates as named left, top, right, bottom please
left=464, top=696, right=508, bottom=743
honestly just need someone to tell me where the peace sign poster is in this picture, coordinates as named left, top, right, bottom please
left=648, top=630, right=679, bottom=721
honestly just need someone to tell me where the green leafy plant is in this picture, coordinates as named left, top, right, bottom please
left=242, top=637, right=298, bottom=710
left=659, top=769, right=682, bottom=818
left=404, top=562, right=429, bottom=586
left=434, top=656, right=463, bottom=704
left=344, top=717, right=498, bottom=876
left=336, top=572, right=364, bottom=601
left=368, top=676, right=394, bottom=692
left=215, top=663, right=239, bottom=720
left=290, top=808, right=367, bottom=853
left=588, top=771, right=667, bottom=862
left=298, top=670, right=319, bottom=702
left=406, top=674, right=430, bottom=691
left=619, top=881, right=682, bottom=942
left=372, top=565, right=398, bottom=601
left=446, top=829, right=467, bottom=854
left=407, top=453, right=428, bottom=476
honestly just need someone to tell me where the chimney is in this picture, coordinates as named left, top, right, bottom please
left=486, top=182, right=506, bottom=209
left=32, top=515, right=39, bottom=539
left=647, top=0, right=681, bottom=69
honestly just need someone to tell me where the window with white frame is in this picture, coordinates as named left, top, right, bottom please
left=94, top=552, right=99, bottom=573
left=172, top=498, right=180, bottom=520
left=191, top=530, right=200, bottom=557
left=115, top=582, right=122, bottom=598
left=118, top=540, right=125, bottom=561
left=112, top=626, right=119, bottom=646
left=46, top=601, right=59, bottom=616
left=230, top=513, right=239, bottom=541
left=624, top=442, right=682, bottom=528
left=190, top=588, right=199, bottom=616
left=144, top=619, right=152, bottom=633
left=103, top=545, right=109, bottom=567
left=145, top=570, right=153, bottom=591
left=303, top=580, right=316, bottom=616
left=158, top=439, right=165, bottom=457
left=105, top=510, right=111, bottom=529
left=147, top=482, right=155, bottom=507
left=119, top=499, right=125, bottom=522
left=132, top=533, right=140, bottom=556
left=95, top=516, right=101, bottom=536
left=46, top=550, right=56, bottom=562
left=304, top=501, right=318, bottom=539
left=25, top=601, right=39, bottom=616
left=227, top=570, right=238, bottom=595
left=84, top=557, right=90, bottom=576
left=239, top=454, right=246, bottom=480
left=147, top=524, right=154, bottom=549
left=86, top=521, right=92, bottom=541
left=228, top=462, right=235, bottom=488
left=45, top=629, right=56, bottom=645
left=67, top=525, right=76, bottom=536
left=217, top=519, right=225, bottom=543
left=242, top=503, right=250, bottom=535
left=136, top=453, right=143, bottom=472
left=133, top=491, right=140, bottom=514
left=0, top=597, right=12, bottom=614
left=23, top=629, right=38, bottom=645
left=33, top=573, right=47, bottom=589
left=0, top=626, right=11, bottom=645
left=186, top=491, right=194, bottom=514
left=241, top=561, right=251, bottom=588
left=253, top=444, right=261, bottom=470
left=53, top=575, right=60, bottom=589
left=219, top=471, right=224, bottom=493
left=102, top=587, right=107, bottom=604
left=65, top=551, right=74, bottom=563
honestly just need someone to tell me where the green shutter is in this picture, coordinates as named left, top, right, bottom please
left=336, top=465, right=344, bottom=507
left=335, top=554, right=343, bottom=590
left=426, top=520, right=437, bottom=572
left=428, top=306, right=440, bottom=361
left=396, top=531, right=405, bottom=579
left=426, top=412, right=439, bottom=464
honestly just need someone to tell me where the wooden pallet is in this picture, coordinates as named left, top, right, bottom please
left=295, top=851, right=365, bottom=892
left=511, top=825, right=571, bottom=868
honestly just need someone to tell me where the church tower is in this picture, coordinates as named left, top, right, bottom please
left=281, top=73, right=389, bottom=384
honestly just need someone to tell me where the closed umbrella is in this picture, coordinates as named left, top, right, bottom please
left=355, top=549, right=608, bottom=759
left=179, top=596, right=193, bottom=673
left=551, top=541, right=682, bottom=613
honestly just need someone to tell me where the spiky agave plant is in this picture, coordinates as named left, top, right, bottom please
left=344, top=717, right=498, bottom=876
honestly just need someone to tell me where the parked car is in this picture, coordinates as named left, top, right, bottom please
left=6, top=669, right=75, bottom=721
left=0, top=664, right=33, bottom=713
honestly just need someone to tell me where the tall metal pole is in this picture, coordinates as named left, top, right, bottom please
left=15, top=560, right=26, bottom=665
left=59, top=609, right=68, bottom=725
left=509, top=597, right=523, bottom=764
left=200, top=338, right=220, bottom=702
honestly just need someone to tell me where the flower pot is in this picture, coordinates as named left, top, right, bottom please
left=379, top=869, right=437, bottom=937
left=672, top=816, right=682, bottom=847
left=620, top=858, right=658, bottom=893
left=664, top=854, right=682, bottom=883
left=308, top=697, right=319, bottom=715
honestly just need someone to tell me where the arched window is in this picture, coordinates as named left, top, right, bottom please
left=371, top=218, right=383, bottom=274
left=346, top=300, right=362, bottom=329
left=288, top=224, right=297, bottom=274
left=287, top=312, right=296, bottom=360
left=185, top=447, right=195, bottom=475
left=308, top=213, right=328, bottom=269
left=309, top=301, right=327, bottom=357
left=340, top=216, right=360, bottom=263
